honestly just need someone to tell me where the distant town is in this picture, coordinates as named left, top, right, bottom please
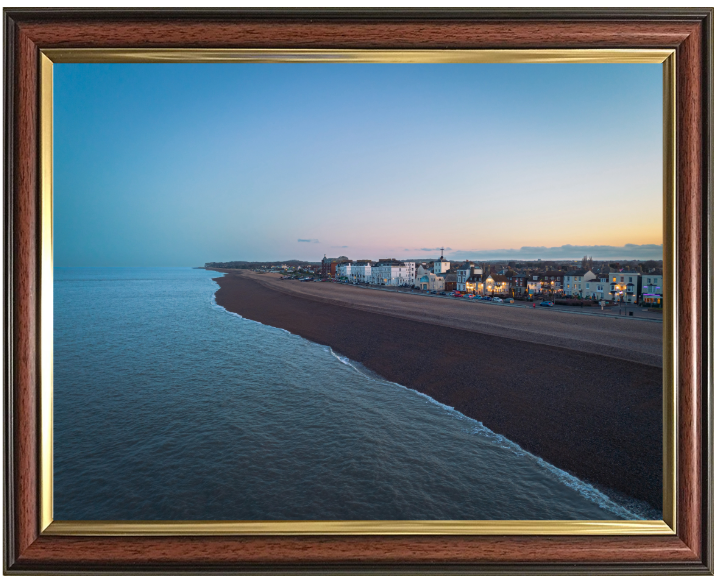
left=206, top=251, right=664, bottom=307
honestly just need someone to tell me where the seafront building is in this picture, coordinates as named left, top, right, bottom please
left=463, top=273, right=485, bottom=295
left=586, top=274, right=610, bottom=301
left=443, top=272, right=458, bottom=292
left=484, top=274, right=511, bottom=296
left=510, top=273, right=528, bottom=298
left=563, top=269, right=597, bottom=296
left=526, top=277, right=543, bottom=297
left=321, top=255, right=349, bottom=278
left=370, top=259, right=416, bottom=286
left=642, top=274, right=663, bottom=293
left=433, top=249, right=451, bottom=275
left=538, top=271, right=565, bottom=296
left=321, top=253, right=662, bottom=306
left=349, top=260, right=373, bottom=283
left=641, top=274, right=663, bottom=305
left=335, top=262, right=352, bottom=280
left=456, top=262, right=482, bottom=290
left=414, top=265, right=445, bottom=291
left=606, top=271, right=642, bottom=304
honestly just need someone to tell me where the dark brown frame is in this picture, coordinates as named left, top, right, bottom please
left=4, top=8, right=713, bottom=574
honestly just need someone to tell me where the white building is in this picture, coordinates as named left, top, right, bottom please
left=404, top=261, right=416, bottom=282
left=433, top=249, right=450, bottom=275
left=607, top=271, right=642, bottom=303
left=349, top=260, right=373, bottom=283
left=563, top=269, right=596, bottom=296
left=334, top=262, right=352, bottom=280
left=370, top=259, right=415, bottom=286
left=414, top=265, right=430, bottom=287
left=586, top=276, right=610, bottom=301
left=415, top=265, right=445, bottom=291
left=527, top=279, right=543, bottom=296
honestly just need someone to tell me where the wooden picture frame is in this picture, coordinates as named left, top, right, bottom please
left=4, top=8, right=713, bottom=574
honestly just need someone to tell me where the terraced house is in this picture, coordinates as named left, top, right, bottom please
left=464, top=273, right=485, bottom=295
left=586, top=274, right=610, bottom=301
left=484, top=273, right=511, bottom=296
left=335, top=261, right=352, bottom=280
left=540, top=271, right=565, bottom=295
left=641, top=273, right=663, bottom=305
left=348, top=260, right=373, bottom=283
left=456, top=261, right=482, bottom=289
left=563, top=269, right=596, bottom=296
left=371, top=259, right=416, bottom=286
left=510, top=273, right=527, bottom=298
left=321, top=255, right=349, bottom=278
left=607, top=271, right=642, bottom=304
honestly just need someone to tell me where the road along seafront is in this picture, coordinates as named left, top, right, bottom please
left=211, top=269, right=664, bottom=514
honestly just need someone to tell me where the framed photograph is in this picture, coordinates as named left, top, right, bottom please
left=4, top=8, right=712, bottom=574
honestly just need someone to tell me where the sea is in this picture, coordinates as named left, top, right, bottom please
left=53, top=267, right=658, bottom=521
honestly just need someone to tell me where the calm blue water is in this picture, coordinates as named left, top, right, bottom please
left=54, top=267, right=649, bottom=520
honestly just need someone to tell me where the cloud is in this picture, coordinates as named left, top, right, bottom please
left=450, top=243, right=663, bottom=261
left=331, top=245, right=349, bottom=249
left=298, top=239, right=319, bottom=243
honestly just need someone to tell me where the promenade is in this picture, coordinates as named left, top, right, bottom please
left=238, top=271, right=663, bottom=368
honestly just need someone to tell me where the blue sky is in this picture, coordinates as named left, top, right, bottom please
left=54, top=63, right=663, bottom=266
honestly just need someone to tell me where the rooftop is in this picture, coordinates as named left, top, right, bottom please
left=458, top=262, right=479, bottom=270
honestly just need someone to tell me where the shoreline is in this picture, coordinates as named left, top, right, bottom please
left=213, top=270, right=662, bottom=368
left=324, top=350, right=652, bottom=520
left=210, top=269, right=664, bottom=513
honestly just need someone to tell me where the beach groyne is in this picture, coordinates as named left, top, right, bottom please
left=211, top=270, right=664, bottom=512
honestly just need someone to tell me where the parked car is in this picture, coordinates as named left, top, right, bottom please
left=492, top=297, right=502, bottom=302
left=504, top=298, right=515, bottom=304
left=540, top=301, right=554, bottom=307
left=453, top=293, right=463, bottom=298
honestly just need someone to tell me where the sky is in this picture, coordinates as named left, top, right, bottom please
left=54, top=63, right=663, bottom=266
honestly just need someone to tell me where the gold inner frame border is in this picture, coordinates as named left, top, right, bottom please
left=39, top=48, right=677, bottom=536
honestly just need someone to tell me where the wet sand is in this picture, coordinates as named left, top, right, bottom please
left=211, top=270, right=664, bottom=513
